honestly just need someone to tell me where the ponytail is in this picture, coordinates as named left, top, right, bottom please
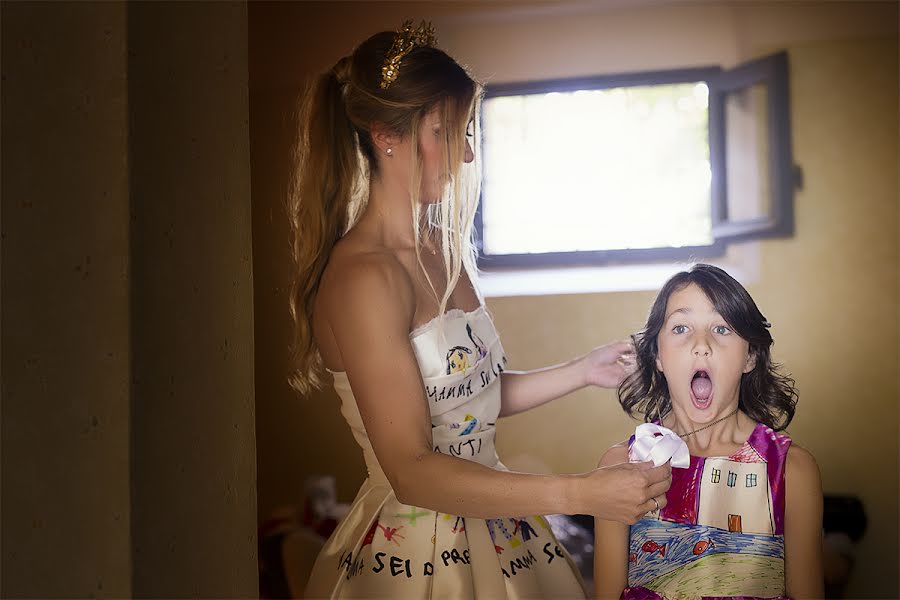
left=288, top=56, right=362, bottom=394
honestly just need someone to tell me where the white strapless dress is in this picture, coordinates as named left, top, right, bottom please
left=303, top=306, right=586, bottom=599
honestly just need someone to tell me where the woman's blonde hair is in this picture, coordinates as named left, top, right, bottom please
left=288, top=29, right=482, bottom=394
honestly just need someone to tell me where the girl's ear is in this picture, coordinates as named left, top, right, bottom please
left=743, top=350, right=757, bottom=374
left=655, top=356, right=664, bottom=372
left=370, top=122, right=401, bottom=155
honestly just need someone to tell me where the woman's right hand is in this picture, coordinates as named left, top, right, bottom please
left=582, top=446, right=672, bottom=525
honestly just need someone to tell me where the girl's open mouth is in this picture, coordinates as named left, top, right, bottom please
left=690, top=370, right=713, bottom=409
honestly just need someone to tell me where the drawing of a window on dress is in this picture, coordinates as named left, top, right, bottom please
left=697, top=458, right=775, bottom=535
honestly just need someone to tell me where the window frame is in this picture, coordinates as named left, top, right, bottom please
left=475, top=52, right=794, bottom=269
left=710, top=51, right=795, bottom=242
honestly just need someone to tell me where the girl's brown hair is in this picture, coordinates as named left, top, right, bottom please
left=618, top=264, right=798, bottom=430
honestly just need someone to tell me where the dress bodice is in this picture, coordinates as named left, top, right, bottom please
left=329, top=306, right=508, bottom=483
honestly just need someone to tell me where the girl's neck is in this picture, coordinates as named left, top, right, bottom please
left=662, top=405, right=755, bottom=456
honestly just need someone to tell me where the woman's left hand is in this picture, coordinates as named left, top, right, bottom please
left=581, top=340, right=635, bottom=389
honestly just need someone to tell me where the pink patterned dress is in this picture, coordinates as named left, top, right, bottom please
left=624, top=423, right=791, bottom=600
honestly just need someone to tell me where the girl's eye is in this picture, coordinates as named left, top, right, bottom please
left=713, top=325, right=732, bottom=335
left=466, top=121, right=475, bottom=138
left=672, top=324, right=689, bottom=334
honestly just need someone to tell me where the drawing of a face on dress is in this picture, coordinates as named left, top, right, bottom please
left=446, top=346, right=473, bottom=374
left=445, top=323, right=491, bottom=374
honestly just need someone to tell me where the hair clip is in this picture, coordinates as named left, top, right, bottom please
left=380, top=19, right=437, bottom=90
left=763, top=321, right=772, bottom=328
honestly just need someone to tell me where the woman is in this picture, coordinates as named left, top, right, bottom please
left=290, top=21, right=671, bottom=598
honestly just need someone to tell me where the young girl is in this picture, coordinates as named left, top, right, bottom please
left=290, top=21, right=671, bottom=599
left=594, top=264, right=824, bottom=599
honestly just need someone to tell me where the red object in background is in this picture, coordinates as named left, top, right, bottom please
left=303, top=503, right=338, bottom=538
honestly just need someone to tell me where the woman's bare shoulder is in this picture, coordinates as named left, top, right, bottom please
left=317, top=235, right=415, bottom=323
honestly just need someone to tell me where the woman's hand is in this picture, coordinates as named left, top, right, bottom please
left=582, top=446, right=672, bottom=525
left=580, top=340, right=635, bottom=389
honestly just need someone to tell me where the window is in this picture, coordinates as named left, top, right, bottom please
left=746, top=473, right=758, bottom=488
left=711, top=468, right=721, bottom=484
left=727, top=471, right=737, bottom=488
left=477, top=52, right=795, bottom=268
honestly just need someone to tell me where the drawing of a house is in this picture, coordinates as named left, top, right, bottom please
left=696, top=458, right=774, bottom=534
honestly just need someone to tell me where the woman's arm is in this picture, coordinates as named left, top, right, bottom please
left=499, top=341, right=633, bottom=418
left=594, top=444, right=634, bottom=600
left=321, top=255, right=670, bottom=522
left=784, top=444, right=824, bottom=599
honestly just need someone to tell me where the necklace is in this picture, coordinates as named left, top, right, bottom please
left=678, top=408, right=738, bottom=438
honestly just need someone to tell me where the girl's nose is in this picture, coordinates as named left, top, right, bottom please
left=464, top=139, right=474, bottom=163
left=693, top=336, right=711, bottom=357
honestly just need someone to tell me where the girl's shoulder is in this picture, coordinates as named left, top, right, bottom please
left=597, top=441, right=631, bottom=468
left=785, top=442, right=820, bottom=478
left=783, top=442, right=823, bottom=523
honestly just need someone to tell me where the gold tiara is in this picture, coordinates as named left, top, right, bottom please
left=380, top=20, right=437, bottom=90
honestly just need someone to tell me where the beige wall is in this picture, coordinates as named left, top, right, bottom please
left=3, top=2, right=259, bottom=596
left=2, top=3, right=132, bottom=595
left=250, top=2, right=899, bottom=597
left=128, top=3, right=258, bottom=597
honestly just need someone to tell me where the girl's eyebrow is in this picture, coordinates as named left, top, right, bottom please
left=664, top=307, right=691, bottom=321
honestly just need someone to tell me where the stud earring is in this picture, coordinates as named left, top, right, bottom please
left=386, top=148, right=393, bottom=156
